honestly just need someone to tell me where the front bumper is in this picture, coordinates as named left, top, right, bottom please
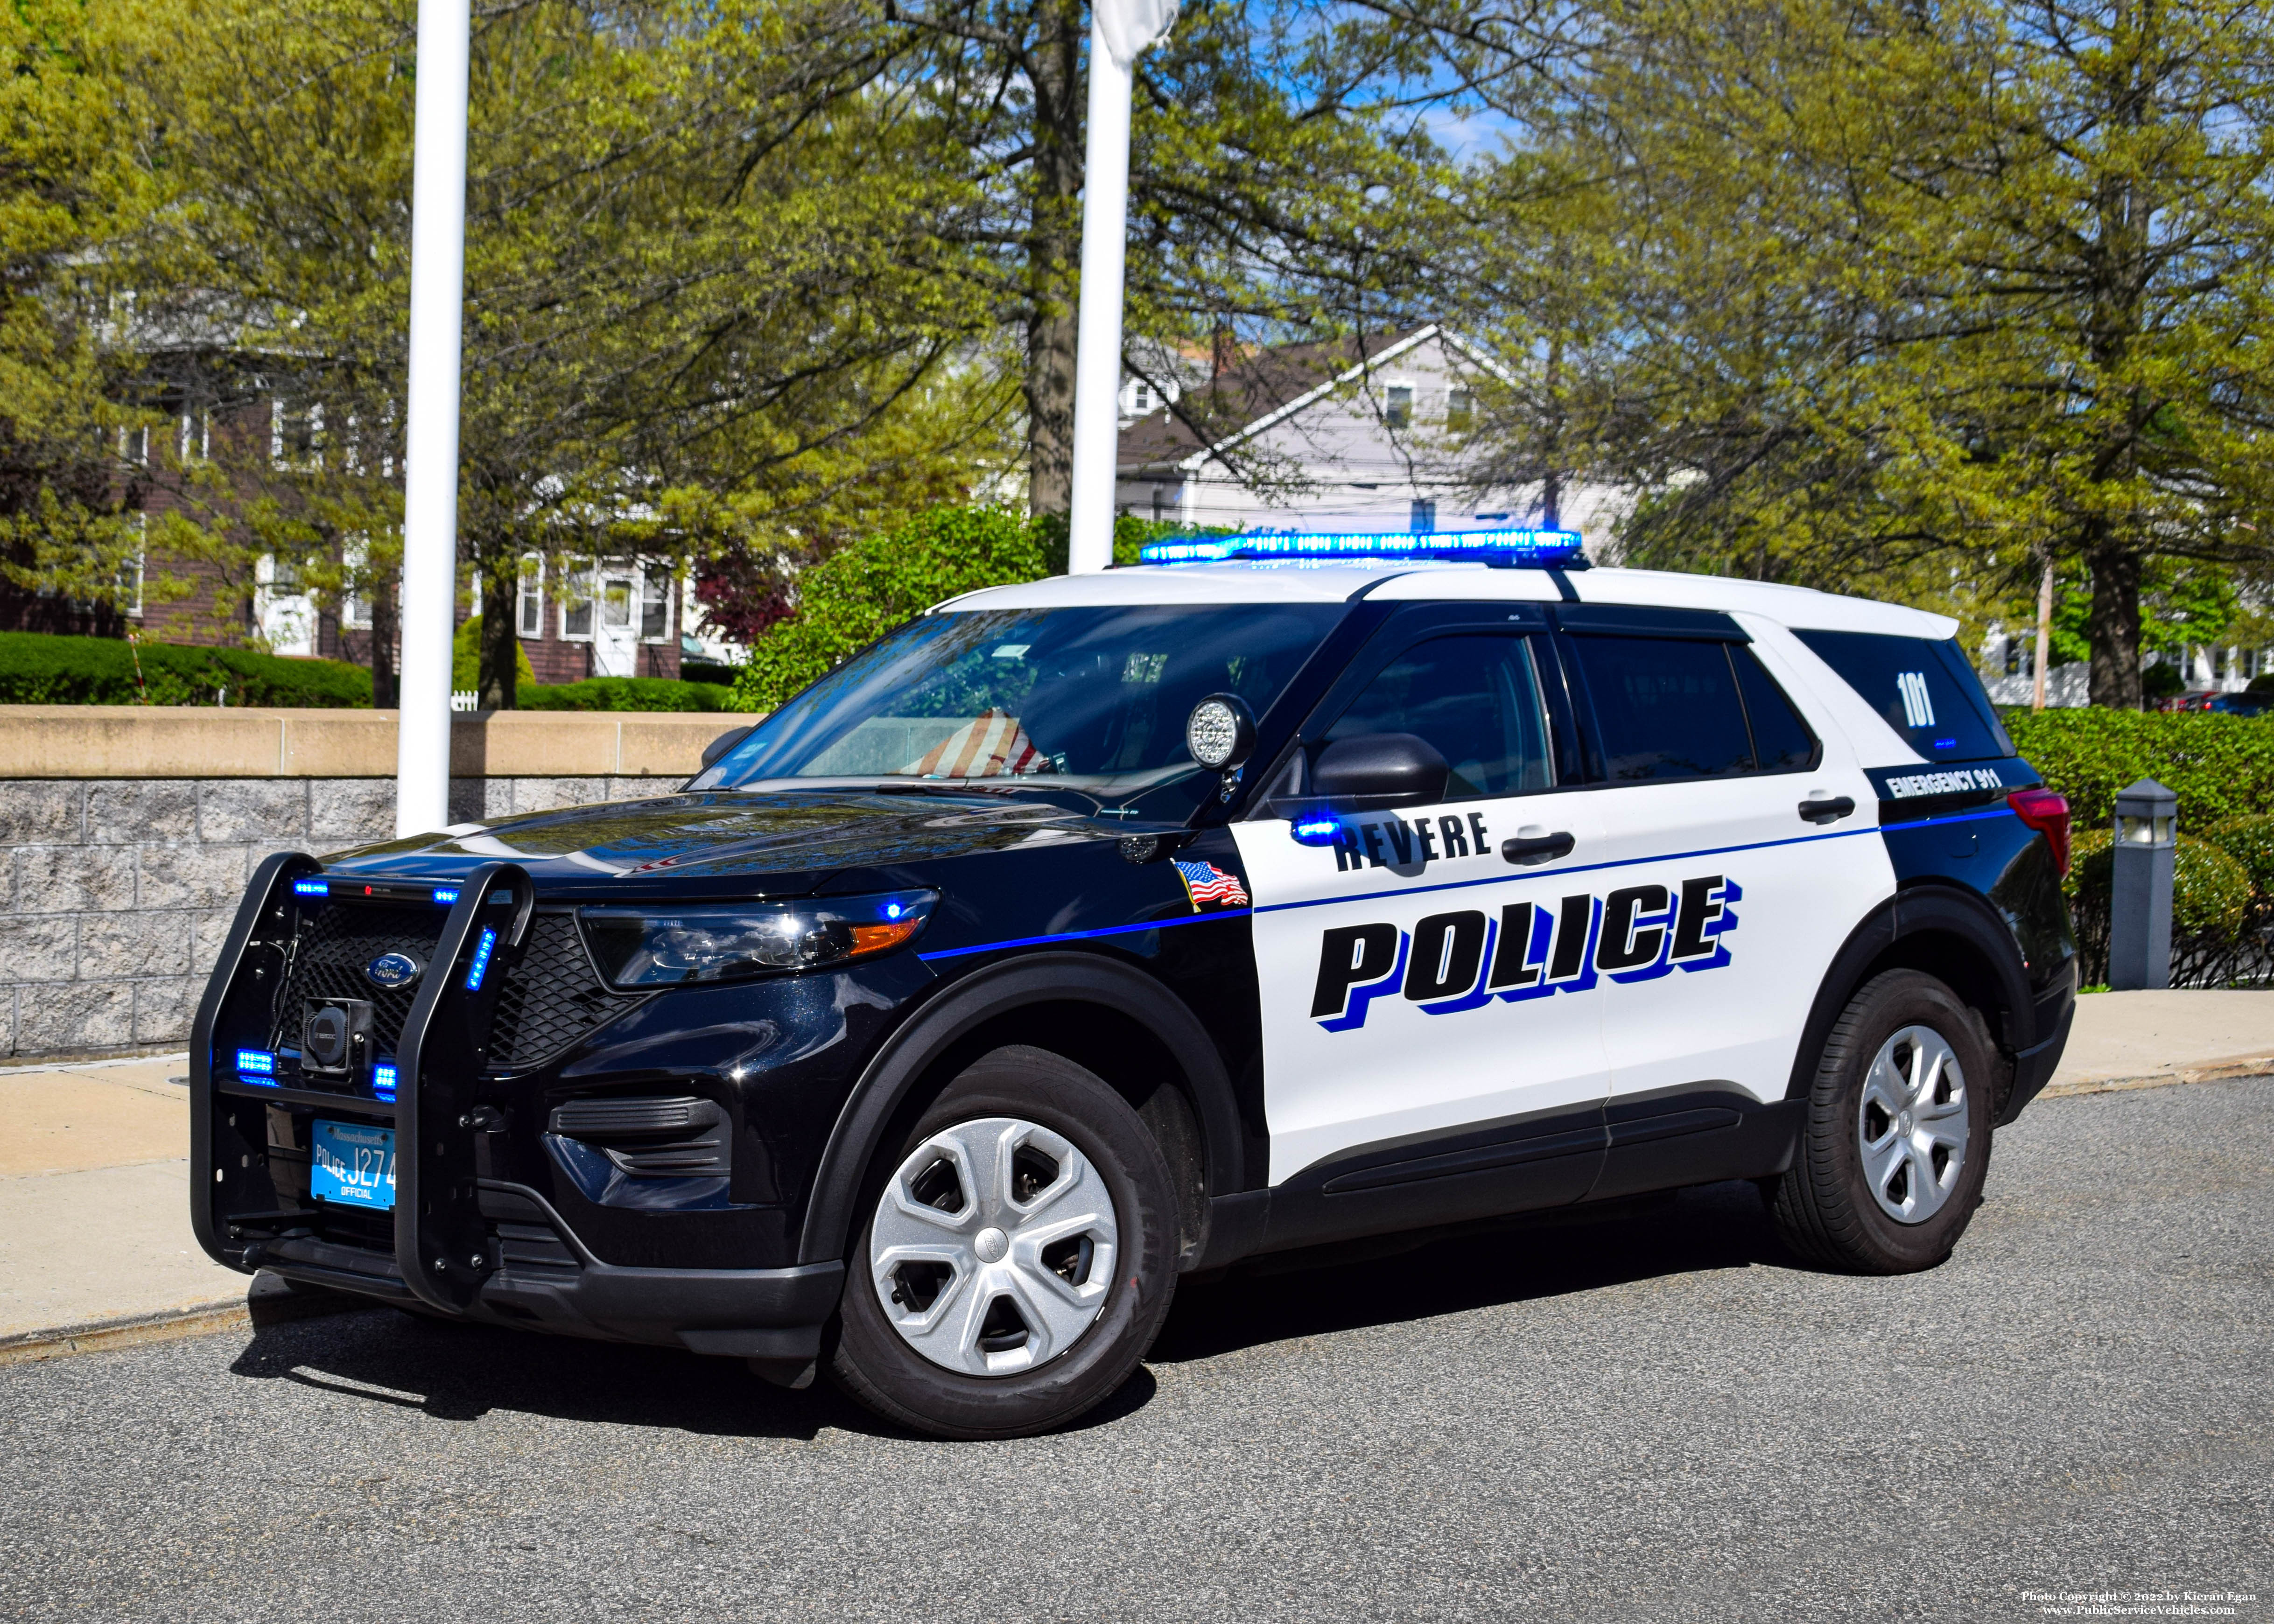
left=191, top=854, right=848, bottom=1362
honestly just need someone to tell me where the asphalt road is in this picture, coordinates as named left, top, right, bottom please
left=6, top=1078, right=2271, bottom=1624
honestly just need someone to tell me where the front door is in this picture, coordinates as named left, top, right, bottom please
left=1235, top=617, right=1611, bottom=1189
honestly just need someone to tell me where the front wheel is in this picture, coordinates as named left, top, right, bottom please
left=1769, top=969, right=1995, bottom=1273
left=830, top=1046, right=1179, bottom=1439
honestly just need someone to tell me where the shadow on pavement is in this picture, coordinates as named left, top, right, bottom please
left=1151, top=1178, right=1795, bottom=1365
left=224, top=1180, right=1785, bottom=1438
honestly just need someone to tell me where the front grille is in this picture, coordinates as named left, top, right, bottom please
left=273, top=901, right=645, bottom=1073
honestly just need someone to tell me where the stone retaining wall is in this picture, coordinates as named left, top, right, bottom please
left=0, top=707, right=744, bottom=1060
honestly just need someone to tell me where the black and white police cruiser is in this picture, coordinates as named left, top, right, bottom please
left=190, top=527, right=2076, bottom=1438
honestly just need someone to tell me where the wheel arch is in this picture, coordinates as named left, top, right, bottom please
left=1790, top=883, right=2034, bottom=1116
left=796, top=952, right=1242, bottom=1269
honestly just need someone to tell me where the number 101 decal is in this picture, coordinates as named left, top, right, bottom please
left=1309, top=875, right=1741, bottom=1032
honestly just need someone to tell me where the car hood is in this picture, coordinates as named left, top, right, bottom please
left=320, top=788, right=1166, bottom=896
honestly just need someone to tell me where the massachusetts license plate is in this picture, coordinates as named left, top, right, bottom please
left=312, top=1120, right=396, bottom=1211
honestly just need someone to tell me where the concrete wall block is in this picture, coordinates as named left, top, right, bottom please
left=605, top=776, right=673, bottom=805
left=446, top=778, right=488, bottom=826
left=0, top=781, right=83, bottom=846
left=199, top=779, right=309, bottom=843
left=133, top=976, right=198, bottom=1045
left=80, top=910, right=191, bottom=979
left=138, top=844, right=253, bottom=910
left=16, top=845, right=136, bottom=913
left=514, top=777, right=612, bottom=816
left=85, top=780, right=199, bottom=844
left=191, top=909, right=235, bottom=975
left=310, top=779, right=397, bottom=843
left=0, top=914, right=77, bottom=981
left=18, top=979, right=135, bottom=1054
left=0, top=987, right=14, bottom=1057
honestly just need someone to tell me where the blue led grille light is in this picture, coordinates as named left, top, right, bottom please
left=432, top=886, right=461, bottom=905
left=292, top=878, right=329, bottom=896
left=373, top=1063, right=398, bottom=1098
left=464, top=926, right=497, bottom=992
left=234, top=1048, right=278, bottom=1080
left=1137, top=527, right=1585, bottom=567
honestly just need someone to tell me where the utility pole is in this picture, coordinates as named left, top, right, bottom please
left=2033, top=552, right=2054, bottom=712
left=395, top=0, right=471, bottom=836
left=1064, top=0, right=1179, bottom=575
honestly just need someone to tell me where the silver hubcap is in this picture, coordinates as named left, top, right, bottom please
left=869, top=1117, right=1119, bottom=1376
left=1858, top=1025, right=1969, bottom=1225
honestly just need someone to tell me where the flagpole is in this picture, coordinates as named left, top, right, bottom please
left=1065, top=12, right=1136, bottom=577
left=396, top=0, right=471, bottom=836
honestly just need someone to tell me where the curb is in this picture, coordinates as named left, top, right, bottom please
left=0, top=1273, right=375, bottom=1369
left=2041, top=1057, right=2274, bottom=1100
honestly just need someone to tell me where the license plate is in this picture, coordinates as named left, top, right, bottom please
left=312, top=1120, right=396, bottom=1211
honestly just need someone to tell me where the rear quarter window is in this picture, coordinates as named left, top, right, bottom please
left=1791, top=630, right=2014, bottom=763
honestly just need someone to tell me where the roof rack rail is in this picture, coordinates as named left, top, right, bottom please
left=1135, top=527, right=1587, bottom=568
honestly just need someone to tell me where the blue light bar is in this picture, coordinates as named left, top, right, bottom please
left=433, top=886, right=461, bottom=905
left=464, top=926, right=497, bottom=992
left=1138, top=527, right=1585, bottom=567
left=234, top=1048, right=277, bottom=1080
left=373, top=1062, right=397, bottom=1099
left=292, top=878, right=329, bottom=897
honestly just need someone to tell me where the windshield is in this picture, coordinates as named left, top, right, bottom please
left=694, top=604, right=1345, bottom=808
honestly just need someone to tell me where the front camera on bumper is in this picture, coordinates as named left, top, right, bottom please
left=579, top=891, right=937, bottom=987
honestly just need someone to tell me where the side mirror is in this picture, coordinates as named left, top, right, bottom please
left=700, top=725, right=754, bottom=770
left=1308, top=733, right=1448, bottom=811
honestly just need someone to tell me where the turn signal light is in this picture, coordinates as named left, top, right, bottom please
left=2007, top=787, right=2071, bottom=875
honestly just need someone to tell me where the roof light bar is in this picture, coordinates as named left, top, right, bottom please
left=1137, top=527, right=1586, bottom=567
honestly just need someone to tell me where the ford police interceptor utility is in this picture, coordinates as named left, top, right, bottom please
left=189, top=528, right=2075, bottom=1438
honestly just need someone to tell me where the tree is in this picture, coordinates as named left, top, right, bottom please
left=140, top=0, right=1010, bottom=706
left=1441, top=0, right=2274, bottom=707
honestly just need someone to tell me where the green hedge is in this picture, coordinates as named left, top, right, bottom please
left=0, top=630, right=372, bottom=707
left=2066, top=827, right=2251, bottom=937
left=2001, top=707, right=2274, bottom=830
left=730, top=505, right=1214, bottom=713
left=518, top=676, right=729, bottom=712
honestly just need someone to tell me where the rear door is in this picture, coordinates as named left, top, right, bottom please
left=1550, top=606, right=1891, bottom=1116
left=1233, top=605, right=1611, bottom=1188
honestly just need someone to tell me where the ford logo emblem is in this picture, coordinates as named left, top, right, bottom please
left=365, top=952, right=424, bottom=990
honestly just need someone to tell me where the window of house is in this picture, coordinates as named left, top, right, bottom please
left=601, top=569, right=635, bottom=630
left=179, top=410, right=209, bottom=464
left=517, top=555, right=545, bottom=637
left=1324, top=635, right=1555, bottom=800
left=340, top=535, right=374, bottom=629
left=1386, top=385, right=1413, bottom=429
left=272, top=400, right=322, bottom=468
left=1446, top=388, right=1474, bottom=431
left=561, top=563, right=596, bottom=639
left=1410, top=498, right=1437, bottom=534
left=119, top=425, right=149, bottom=466
left=118, top=516, right=146, bottom=618
left=639, top=569, right=670, bottom=640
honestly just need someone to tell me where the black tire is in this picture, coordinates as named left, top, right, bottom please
left=829, top=1045, right=1179, bottom=1439
left=1769, top=969, right=1995, bottom=1273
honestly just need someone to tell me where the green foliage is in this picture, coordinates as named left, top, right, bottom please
left=0, top=631, right=369, bottom=707
left=730, top=508, right=1210, bottom=713
left=2065, top=828, right=2250, bottom=938
left=451, top=618, right=533, bottom=693
left=519, top=677, right=729, bottom=713
left=2199, top=817, right=2274, bottom=896
left=2001, top=708, right=2274, bottom=831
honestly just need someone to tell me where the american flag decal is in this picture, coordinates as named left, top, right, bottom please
left=1172, top=858, right=1250, bottom=911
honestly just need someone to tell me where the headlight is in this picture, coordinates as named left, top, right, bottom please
left=580, top=891, right=937, bottom=987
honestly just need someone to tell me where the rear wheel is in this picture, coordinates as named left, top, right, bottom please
left=1769, top=969, right=1994, bottom=1273
left=830, top=1046, right=1179, bottom=1439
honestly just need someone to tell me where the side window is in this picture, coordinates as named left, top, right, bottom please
left=1324, top=634, right=1554, bottom=799
left=1731, top=647, right=1818, bottom=772
left=1566, top=635, right=1755, bottom=782
left=1790, top=630, right=2013, bottom=762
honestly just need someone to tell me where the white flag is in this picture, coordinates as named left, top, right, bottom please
left=1095, top=0, right=1178, bottom=69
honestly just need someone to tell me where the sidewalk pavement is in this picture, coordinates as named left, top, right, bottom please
left=6, top=988, right=2274, bottom=1361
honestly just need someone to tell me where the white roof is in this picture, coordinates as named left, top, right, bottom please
left=941, top=560, right=1957, bottom=639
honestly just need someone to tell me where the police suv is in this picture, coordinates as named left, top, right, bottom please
left=190, top=529, right=2075, bottom=1438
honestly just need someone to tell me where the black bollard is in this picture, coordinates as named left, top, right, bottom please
left=2108, top=778, right=2177, bottom=990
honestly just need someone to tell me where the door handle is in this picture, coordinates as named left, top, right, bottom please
left=1798, top=796, right=1855, bottom=825
left=1501, top=830, right=1575, bottom=866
